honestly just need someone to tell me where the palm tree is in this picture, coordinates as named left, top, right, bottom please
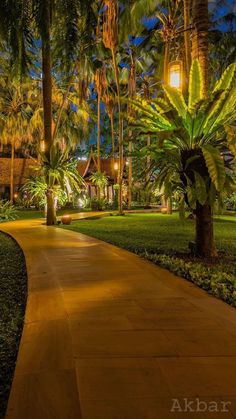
left=31, top=144, right=84, bottom=221
left=192, top=0, right=209, bottom=97
left=129, top=60, right=236, bottom=257
left=0, top=79, right=33, bottom=202
left=103, top=0, right=124, bottom=215
left=32, top=0, right=96, bottom=224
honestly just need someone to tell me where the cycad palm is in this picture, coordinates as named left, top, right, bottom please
left=129, top=60, right=236, bottom=257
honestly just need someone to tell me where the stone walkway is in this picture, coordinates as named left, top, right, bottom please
left=1, top=216, right=236, bottom=419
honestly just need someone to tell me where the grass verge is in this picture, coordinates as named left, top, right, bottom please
left=60, top=213, right=236, bottom=307
left=0, top=232, right=27, bottom=419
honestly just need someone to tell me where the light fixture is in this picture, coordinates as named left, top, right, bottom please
left=114, top=162, right=119, bottom=171
left=40, top=140, right=46, bottom=152
left=61, top=215, right=72, bottom=225
left=168, top=60, right=182, bottom=90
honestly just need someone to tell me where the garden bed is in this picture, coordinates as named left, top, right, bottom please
left=0, top=232, right=27, bottom=419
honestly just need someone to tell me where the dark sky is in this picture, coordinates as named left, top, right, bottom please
left=143, top=0, right=236, bottom=32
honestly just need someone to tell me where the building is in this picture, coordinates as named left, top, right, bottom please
left=0, top=153, right=121, bottom=201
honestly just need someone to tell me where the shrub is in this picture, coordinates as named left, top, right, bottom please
left=144, top=252, right=236, bottom=307
left=225, top=192, right=236, bottom=211
left=0, top=201, right=18, bottom=223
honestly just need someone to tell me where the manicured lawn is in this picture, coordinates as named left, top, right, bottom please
left=60, top=213, right=236, bottom=306
left=61, top=213, right=236, bottom=257
left=0, top=232, right=27, bottom=419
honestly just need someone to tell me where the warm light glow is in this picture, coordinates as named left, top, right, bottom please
left=114, top=162, right=119, bottom=171
left=40, top=140, right=46, bottom=152
left=13, top=193, right=18, bottom=199
left=169, top=61, right=182, bottom=90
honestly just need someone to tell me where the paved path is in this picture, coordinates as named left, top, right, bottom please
left=1, top=217, right=236, bottom=419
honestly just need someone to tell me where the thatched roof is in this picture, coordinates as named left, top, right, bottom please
left=0, top=158, right=37, bottom=186
left=77, top=154, right=120, bottom=180
left=0, top=155, right=121, bottom=186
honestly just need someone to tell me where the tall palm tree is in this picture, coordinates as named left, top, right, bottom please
left=32, top=0, right=96, bottom=224
left=192, top=0, right=209, bottom=97
left=103, top=0, right=124, bottom=214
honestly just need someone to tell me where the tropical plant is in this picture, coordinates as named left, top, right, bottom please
left=225, top=192, right=236, bottom=212
left=31, top=144, right=85, bottom=223
left=129, top=59, right=236, bottom=257
left=89, top=171, right=109, bottom=194
left=0, top=200, right=18, bottom=222
left=22, top=176, right=67, bottom=210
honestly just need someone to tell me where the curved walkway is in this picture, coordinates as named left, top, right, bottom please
left=1, top=217, right=236, bottom=419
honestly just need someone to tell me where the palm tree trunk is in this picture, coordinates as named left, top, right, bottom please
left=184, top=0, right=191, bottom=77
left=128, top=133, right=132, bottom=209
left=10, top=140, right=15, bottom=204
left=97, top=92, right=101, bottom=200
left=128, top=53, right=136, bottom=210
left=110, top=113, right=115, bottom=176
left=97, top=93, right=101, bottom=172
left=167, top=198, right=172, bottom=214
left=42, top=3, right=54, bottom=225
left=145, top=136, right=151, bottom=207
left=192, top=0, right=209, bottom=97
left=195, top=202, right=217, bottom=257
left=111, top=48, right=123, bottom=215
left=164, top=41, right=170, bottom=84
left=46, top=190, right=56, bottom=225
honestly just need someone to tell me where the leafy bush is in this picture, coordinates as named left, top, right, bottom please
left=0, top=201, right=18, bottom=223
left=144, top=252, right=236, bottom=307
left=22, top=176, right=67, bottom=209
left=225, top=192, right=236, bottom=211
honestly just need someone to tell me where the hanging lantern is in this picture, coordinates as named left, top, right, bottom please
left=168, top=60, right=182, bottom=90
left=40, top=140, right=46, bottom=152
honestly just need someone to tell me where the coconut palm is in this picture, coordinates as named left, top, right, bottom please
left=129, top=60, right=236, bottom=257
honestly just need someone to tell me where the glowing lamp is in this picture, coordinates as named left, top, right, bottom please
left=168, top=60, right=182, bottom=90
left=114, top=162, right=119, bottom=171
left=40, top=140, right=46, bottom=152
left=13, top=193, right=18, bottom=199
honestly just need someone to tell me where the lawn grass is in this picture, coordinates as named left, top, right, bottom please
left=0, top=233, right=27, bottom=419
left=60, top=213, right=236, bottom=257
left=60, top=213, right=236, bottom=306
